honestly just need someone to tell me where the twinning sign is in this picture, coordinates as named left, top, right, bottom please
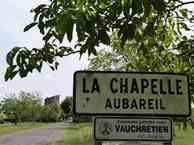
left=94, top=117, right=172, bottom=142
left=73, top=71, right=191, bottom=117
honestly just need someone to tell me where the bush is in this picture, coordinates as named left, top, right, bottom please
left=0, top=112, right=6, bottom=124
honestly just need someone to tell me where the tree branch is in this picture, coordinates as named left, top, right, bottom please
left=171, top=1, right=194, bottom=11
left=62, top=50, right=81, bottom=57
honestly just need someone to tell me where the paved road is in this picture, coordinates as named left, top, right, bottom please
left=0, top=123, right=67, bottom=145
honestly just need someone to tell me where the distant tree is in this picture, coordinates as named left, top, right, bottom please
left=38, top=105, right=50, bottom=122
left=1, top=91, right=42, bottom=124
left=1, top=94, right=19, bottom=125
left=48, top=104, right=62, bottom=122
left=1, top=91, right=62, bottom=123
left=17, top=91, right=42, bottom=122
left=0, top=112, right=6, bottom=124
left=61, top=97, right=72, bottom=118
left=39, top=105, right=61, bottom=122
left=88, top=33, right=194, bottom=126
left=89, top=32, right=192, bottom=73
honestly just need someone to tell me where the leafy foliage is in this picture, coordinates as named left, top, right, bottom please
left=5, top=0, right=194, bottom=80
left=89, top=32, right=192, bottom=72
left=1, top=91, right=62, bottom=124
left=61, top=97, right=72, bottom=115
left=0, top=112, right=6, bottom=124
left=88, top=32, right=194, bottom=126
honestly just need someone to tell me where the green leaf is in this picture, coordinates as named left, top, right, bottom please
left=76, top=25, right=85, bottom=42
left=143, top=0, right=151, bottom=17
left=19, top=68, right=28, bottom=78
left=56, top=13, right=67, bottom=43
left=50, top=66, right=55, bottom=71
left=38, top=14, right=45, bottom=35
left=10, top=70, right=19, bottom=80
left=180, top=9, right=188, bottom=18
left=181, top=23, right=190, bottom=31
left=24, top=22, right=38, bottom=32
left=98, top=30, right=110, bottom=45
left=65, top=16, right=74, bottom=42
left=33, top=4, right=47, bottom=13
left=88, top=47, right=95, bottom=56
left=36, top=62, right=42, bottom=72
left=137, top=0, right=143, bottom=14
left=6, top=53, right=14, bottom=66
left=80, top=44, right=88, bottom=57
left=132, top=0, right=143, bottom=15
left=16, top=53, right=23, bottom=68
left=123, top=0, right=131, bottom=17
left=151, top=0, right=166, bottom=13
left=5, top=67, right=11, bottom=81
left=120, top=23, right=136, bottom=47
left=43, top=32, right=52, bottom=42
left=55, top=61, right=59, bottom=69
left=177, top=21, right=182, bottom=35
left=4, top=65, right=17, bottom=81
left=6, top=47, right=20, bottom=66
left=132, top=0, right=138, bottom=16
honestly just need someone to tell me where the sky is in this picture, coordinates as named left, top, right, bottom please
left=0, top=0, right=88, bottom=101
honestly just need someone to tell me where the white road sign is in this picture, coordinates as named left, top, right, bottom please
left=94, top=117, right=172, bottom=142
left=73, top=71, right=191, bottom=116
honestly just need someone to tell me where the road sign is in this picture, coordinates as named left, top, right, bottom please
left=94, top=117, right=172, bottom=142
left=73, top=71, right=191, bottom=117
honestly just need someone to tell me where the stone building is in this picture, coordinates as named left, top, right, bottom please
left=44, top=95, right=60, bottom=106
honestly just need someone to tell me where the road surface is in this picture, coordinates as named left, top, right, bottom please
left=0, top=123, right=67, bottom=145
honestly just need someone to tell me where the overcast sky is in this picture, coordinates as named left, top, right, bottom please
left=0, top=0, right=88, bottom=101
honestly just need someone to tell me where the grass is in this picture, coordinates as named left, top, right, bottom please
left=150, top=123, right=194, bottom=145
left=0, top=122, right=47, bottom=135
left=171, top=125, right=194, bottom=145
left=55, top=123, right=93, bottom=145
left=54, top=122, right=194, bottom=145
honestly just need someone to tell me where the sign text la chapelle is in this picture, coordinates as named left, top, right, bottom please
left=73, top=71, right=191, bottom=117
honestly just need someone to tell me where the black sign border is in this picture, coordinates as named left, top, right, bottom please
left=94, top=116, right=173, bottom=142
left=73, top=71, right=191, bottom=117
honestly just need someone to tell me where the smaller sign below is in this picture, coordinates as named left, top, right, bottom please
left=94, top=117, right=172, bottom=142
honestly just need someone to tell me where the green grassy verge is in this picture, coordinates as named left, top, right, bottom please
left=55, top=123, right=93, bottom=145
left=150, top=123, right=194, bottom=145
left=0, top=122, right=47, bottom=135
left=172, top=126, right=194, bottom=145
left=55, top=123, right=194, bottom=145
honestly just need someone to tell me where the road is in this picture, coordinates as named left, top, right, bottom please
left=0, top=122, right=67, bottom=145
